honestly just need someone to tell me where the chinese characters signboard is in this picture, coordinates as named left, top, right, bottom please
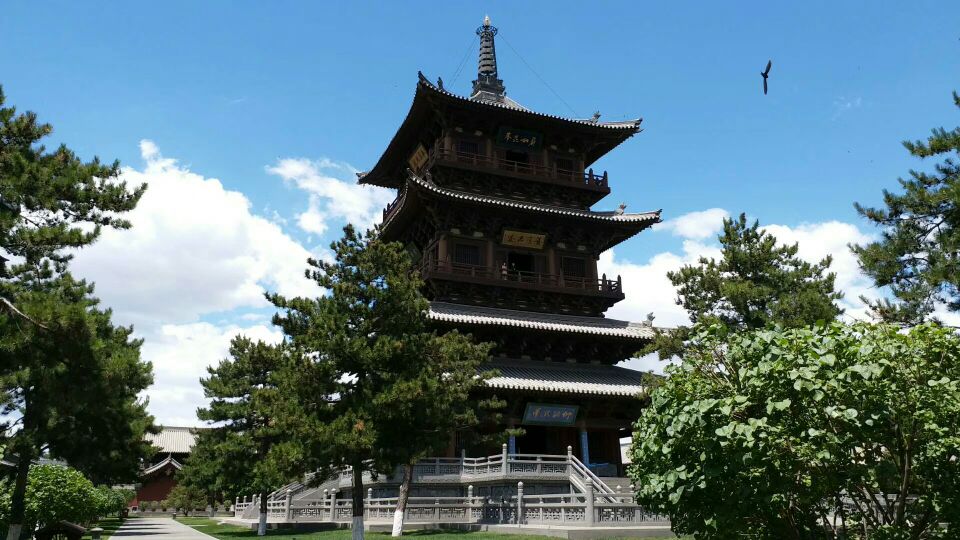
left=496, top=127, right=543, bottom=151
left=407, top=144, right=429, bottom=173
left=522, top=403, right=579, bottom=426
left=501, top=229, right=546, bottom=250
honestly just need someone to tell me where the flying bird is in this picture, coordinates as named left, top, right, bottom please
left=761, top=60, right=772, bottom=95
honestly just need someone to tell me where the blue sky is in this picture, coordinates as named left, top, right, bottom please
left=3, top=1, right=959, bottom=424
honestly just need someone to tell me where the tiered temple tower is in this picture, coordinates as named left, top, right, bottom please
left=359, top=17, right=660, bottom=477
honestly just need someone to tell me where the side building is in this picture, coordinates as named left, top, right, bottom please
left=131, top=426, right=199, bottom=509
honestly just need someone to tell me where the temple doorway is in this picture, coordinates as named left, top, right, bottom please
left=515, top=425, right=579, bottom=456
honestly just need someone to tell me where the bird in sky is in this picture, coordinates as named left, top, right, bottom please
left=761, top=60, right=772, bottom=95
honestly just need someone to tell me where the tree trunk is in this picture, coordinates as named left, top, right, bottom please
left=257, top=490, right=268, bottom=536
left=392, top=463, right=414, bottom=537
left=352, top=467, right=364, bottom=540
left=6, top=443, right=33, bottom=540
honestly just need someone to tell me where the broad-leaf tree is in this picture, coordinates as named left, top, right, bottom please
left=853, top=92, right=960, bottom=325
left=648, top=213, right=842, bottom=359
left=270, top=225, right=498, bottom=540
left=630, top=322, right=960, bottom=539
left=196, top=337, right=292, bottom=536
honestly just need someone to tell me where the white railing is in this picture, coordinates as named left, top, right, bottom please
left=235, top=447, right=668, bottom=527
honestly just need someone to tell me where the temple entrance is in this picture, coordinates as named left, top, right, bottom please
left=515, top=425, right=579, bottom=456
left=507, top=252, right=535, bottom=274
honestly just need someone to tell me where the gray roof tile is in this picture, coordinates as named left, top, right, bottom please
left=429, top=302, right=655, bottom=340
left=483, top=358, right=649, bottom=397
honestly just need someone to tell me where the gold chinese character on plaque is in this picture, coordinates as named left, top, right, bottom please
left=407, top=144, right=429, bottom=173
left=501, top=229, right=546, bottom=250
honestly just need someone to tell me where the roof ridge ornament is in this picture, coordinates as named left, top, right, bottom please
left=472, top=15, right=506, bottom=101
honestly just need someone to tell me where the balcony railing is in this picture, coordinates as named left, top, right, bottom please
left=429, top=147, right=609, bottom=190
left=421, top=258, right=623, bottom=299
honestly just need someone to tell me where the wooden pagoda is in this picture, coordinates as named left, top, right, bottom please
left=359, top=16, right=660, bottom=477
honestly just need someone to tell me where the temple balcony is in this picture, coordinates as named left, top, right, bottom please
left=420, top=258, right=624, bottom=305
left=428, top=147, right=611, bottom=194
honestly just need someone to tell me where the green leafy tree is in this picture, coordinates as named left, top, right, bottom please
left=92, top=487, right=133, bottom=519
left=270, top=225, right=500, bottom=540
left=853, top=92, right=960, bottom=325
left=196, top=337, right=293, bottom=536
left=165, top=485, right=207, bottom=516
left=648, top=213, right=842, bottom=359
left=0, top=465, right=100, bottom=532
left=0, top=86, right=151, bottom=540
left=630, top=322, right=960, bottom=539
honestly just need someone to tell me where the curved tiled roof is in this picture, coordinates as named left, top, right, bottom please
left=146, top=426, right=198, bottom=454
left=420, top=73, right=642, bottom=131
left=483, top=359, right=649, bottom=397
left=142, top=455, right=183, bottom=477
left=429, top=302, right=655, bottom=340
left=391, top=172, right=661, bottom=226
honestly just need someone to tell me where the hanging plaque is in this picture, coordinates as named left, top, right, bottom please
left=407, top=144, right=429, bottom=173
left=522, top=403, right=579, bottom=426
left=501, top=229, right=546, bottom=250
left=496, top=126, right=543, bottom=150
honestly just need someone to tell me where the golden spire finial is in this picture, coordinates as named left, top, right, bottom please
left=484, top=15, right=491, bottom=27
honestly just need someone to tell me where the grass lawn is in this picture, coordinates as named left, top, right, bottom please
left=83, top=517, right=125, bottom=540
left=175, top=517, right=683, bottom=540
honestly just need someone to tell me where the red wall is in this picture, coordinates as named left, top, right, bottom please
left=131, top=470, right=178, bottom=507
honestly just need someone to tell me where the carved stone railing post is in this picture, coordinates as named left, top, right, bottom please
left=234, top=497, right=239, bottom=514
left=502, top=443, right=509, bottom=476
left=366, top=488, right=373, bottom=519
left=467, top=485, right=476, bottom=523
left=322, top=490, right=329, bottom=520
left=285, top=489, right=293, bottom=521
left=330, top=489, right=338, bottom=522
left=516, top=482, right=524, bottom=525
left=585, top=479, right=595, bottom=526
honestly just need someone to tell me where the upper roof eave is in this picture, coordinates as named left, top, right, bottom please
left=358, top=72, right=643, bottom=189
left=381, top=171, right=662, bottom=232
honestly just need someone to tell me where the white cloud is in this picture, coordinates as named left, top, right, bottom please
left=607, top=210, right=878, bottom=374
left=653, top=207, right=729, bottom=240
left=267, top=157, right=394, bottom=235
left=761, top=221, right=877, bottom=321
left=71, top=140, right=322, bottom=426
left=143, top=322, right=283, bottom=426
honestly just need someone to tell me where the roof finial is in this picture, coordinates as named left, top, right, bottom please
left=472, top=15, right=506, bottom=100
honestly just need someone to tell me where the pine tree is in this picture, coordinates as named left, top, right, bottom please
left=0, top=271, right=154, bottom=539
left=0, top=86, right=151, bottom=540
left=853, top=92, right=960, bottom=324
left=196, top=337, right=292, bottom=536
left=269, top=225, right=497, bottom=540
left=649, top=213, right=842, bottom=358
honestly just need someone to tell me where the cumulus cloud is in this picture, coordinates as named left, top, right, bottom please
left=653, top=208, right=729, bottom=240
left=266, top=157, right=394, bottom=235
left=143, top=322, right=283, bottom=426
left=71, top=141, right=322, bottom=425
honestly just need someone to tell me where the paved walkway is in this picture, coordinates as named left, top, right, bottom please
left=113, top=519, right=217, bottom=540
